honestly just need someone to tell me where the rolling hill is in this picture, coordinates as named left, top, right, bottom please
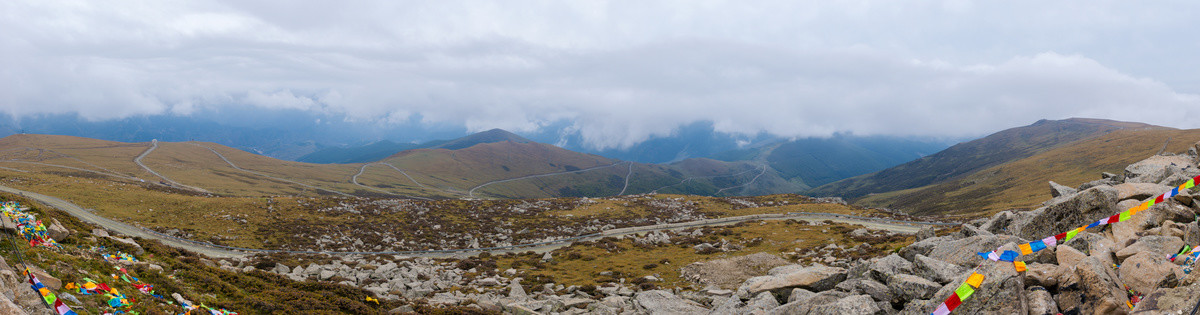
left=809, top=118, right=1192, bottom=215
left=0, top=132, right=800, bottom=200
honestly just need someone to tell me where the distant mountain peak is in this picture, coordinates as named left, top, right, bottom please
left=429, top=128, right=532, bottom=150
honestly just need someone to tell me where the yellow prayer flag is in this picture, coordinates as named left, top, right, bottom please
left=966, top=273, right=985, bottom=288
left=1014, top=261, right=1027, bottom=272
left=1019, top=243, right=1033, bottom=255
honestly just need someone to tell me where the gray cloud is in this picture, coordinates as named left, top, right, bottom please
left=2, top=1, right=1198, bottom=149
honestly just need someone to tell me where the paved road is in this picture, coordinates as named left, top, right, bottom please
left=0, top=183, right=954, bottom=259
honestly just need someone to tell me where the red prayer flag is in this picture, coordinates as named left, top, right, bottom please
left=945, top=294, right=962, bottom=310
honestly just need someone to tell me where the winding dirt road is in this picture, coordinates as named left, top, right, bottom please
left=190, top=143, right=353, bottom=197
left=467, top=162, right=629, bottom=198
left=134, top=140, right=210, bottom=193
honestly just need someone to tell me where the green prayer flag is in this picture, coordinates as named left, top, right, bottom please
left=955, top=283, right=975, bottom=300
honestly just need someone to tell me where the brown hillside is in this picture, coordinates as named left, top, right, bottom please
left=859, top=128, right=1200, bottom=216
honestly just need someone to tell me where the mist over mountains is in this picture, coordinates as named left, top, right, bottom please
left=0, top=110, right=956, bottom=167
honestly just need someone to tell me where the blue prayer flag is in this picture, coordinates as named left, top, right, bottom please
left=1029, top=240, right=1047, bottom=252
left=999, top=250, right=1019, bottom=262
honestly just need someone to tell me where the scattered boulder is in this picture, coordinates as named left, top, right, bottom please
left=106, top=236, right=145, bottom=255
left=1124, top=155, right=1195, bottom=184
left=1114, top=183, right=1172, bottom=201
left=47, top=219, right=69, bottom=241
left=1026, top=287, right=1059, bottom=315
left=1024, top=263, right=1059, bottom=288
left=912, top=254, right=966, bottom=285
left=1118, top=252, right=1183, bottom=294
left=914, top=227, right=936, bottom=241
left=739, top=265, right=846, bottom=296
left=866, top=254, right=915, bottom=283
left=1131, top=285, right=1200, bottom=314
left=1056, top=256, right=1129, bottom=314
left=681, top=252, right=789, bottom=289
left=924, top=234, right=1025, bottom=267
left=634, top=290, right=708, bottom=314
left=788, top=288, right=816, bottom=303
left=0, top=216, right=15, bottom=233
left=806, top=294, right=883, bottom=315
left=886, top=274, right=940, bottom=302
left=28, top=267, right=61, bottom=290
left=745, top=292, right=780, bottom=313
left=1016, top=186, right=1120, bottom=241
left=1057, top=245, right=1087, bottom=267
left=1049, top=181, right=1078, bottom=198
left=834, top=279, right=891, bottom=303
left=1115, top=235, right=1183, bottom=263
left=508, top=280, right=528, bottom=300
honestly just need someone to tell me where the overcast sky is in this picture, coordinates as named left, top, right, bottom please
left=3, top=1, right=1199, bottom=149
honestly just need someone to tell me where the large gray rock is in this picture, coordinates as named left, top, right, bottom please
left=1119, top=251, right=1183, bottom=295
left=0, top=295, right=27, bottom=315
left=1026, top=287, right=1059, bottom=315
left=806, top=294, right=883, bottom=315
left=914, top=227, right=936, bottom=241
left=978, top=211, right=1015, bottom=235
left=1125, top=155, right=1195, bottom=184
left=1056, top=245, right=1087, bottom=267
left=739, top=265, right=846, bottom=295
left=1024, top=263, right=1060, bottom=288
left=1131, top=285, right=1200, bottom=314
left=106, top=236, right=145, bottom=255
left=1114, top=183, right=1172, bottom=201
left=1016, top=186, right=1120, bottom=241
left=1056, top=256, right=1129, bottom=315
left=635, top=290, right=708, bottom=315
left=508, top=281, right=528, bottom=300
left=708, top=295, right=744, bottom=315
left=1115, top=235, right=1184, bottom=262
left=788, top=288, right=816, bottom=303
left=1049, top=181, right=1079, bottom=198
left=912, top=254, right=966, bottom=285
left=745, top=292, right=780, bottom=313
left=887, top=274, right=941, bottom=302
left=867, top=254, right=915, bottom=283
left=924, top=234, right=1026, bottom=267
left=912, top=245, right=1028, bottom=314
left=898, top=236, right=953, bottom=261
left=47, top=219, right=69, bottom=241
left=1063, top=232, right=1118, bottom=257
left=834, top=278, right=891, bottom=303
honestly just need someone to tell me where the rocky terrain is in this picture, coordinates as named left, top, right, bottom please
left=207, top=194, right=864, bottom=253
left=229, top=142, right=1200, bottom=314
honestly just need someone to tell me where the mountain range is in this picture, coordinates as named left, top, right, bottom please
left=811, top=118, right=1200, bottom=215
left=2, top=115, right=1187, bottom=216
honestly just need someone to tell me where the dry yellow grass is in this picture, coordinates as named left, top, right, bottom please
left=495, top=220, right=912, bottom=288
left=860, top=128, right=1200, bottom=216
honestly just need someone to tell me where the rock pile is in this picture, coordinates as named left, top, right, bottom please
left=257, top=144, right=1200, bottom=314
left=697, top=147, right=1200, bottom=314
